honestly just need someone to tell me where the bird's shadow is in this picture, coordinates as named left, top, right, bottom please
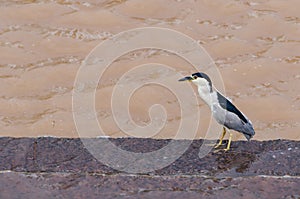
left=212, top=144, right=257, bottom=174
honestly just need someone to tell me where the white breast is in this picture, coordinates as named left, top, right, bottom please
left=197, top=87, right=227, bottom=124
left=197, top=87, right=218, bottom=109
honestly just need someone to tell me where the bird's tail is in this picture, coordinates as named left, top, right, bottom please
left=243, top=123, right=255, bottom=141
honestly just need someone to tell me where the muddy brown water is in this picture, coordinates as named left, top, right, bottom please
left=0, top=0, right=299, bottom=140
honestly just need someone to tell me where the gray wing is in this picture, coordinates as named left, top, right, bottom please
left=216, top=92, right=255, bottom=140
left=217, top=92, right=248, bottom=124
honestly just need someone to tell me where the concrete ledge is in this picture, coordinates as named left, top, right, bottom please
left=0, top=137, right=299, bottom=198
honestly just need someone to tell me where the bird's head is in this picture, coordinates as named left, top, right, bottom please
left=178, top=72, right=213, bottom=92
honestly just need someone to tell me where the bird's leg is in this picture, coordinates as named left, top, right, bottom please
left=224, top=133, right=233, bottom=151
left=214, top=127, right=226, bottom=149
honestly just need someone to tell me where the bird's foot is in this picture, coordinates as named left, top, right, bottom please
left=214, top=143, right=224, bottom=149
left=213, top=148, right=230, bottom=153
left=205, top=142, right=225, bottom=148
left=213, top=127, right=227, bottom=149
left=224, top=133, right=233, bottom=151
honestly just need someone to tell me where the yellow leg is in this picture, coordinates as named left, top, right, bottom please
left=214, top=127, right=226, bottom=149
left=224, top=133, right=233, bottom=151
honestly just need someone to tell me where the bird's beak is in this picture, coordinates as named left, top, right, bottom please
left=178, top=76, right=193, bottom=82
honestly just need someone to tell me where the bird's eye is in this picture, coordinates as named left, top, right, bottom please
left=193, top=75, right=198, bottom=79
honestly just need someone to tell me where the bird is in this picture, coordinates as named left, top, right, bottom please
left=178, top=72, right=255, bottom=151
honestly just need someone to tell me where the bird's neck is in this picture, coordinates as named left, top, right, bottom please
left=197, top=86, right=217, bottom=108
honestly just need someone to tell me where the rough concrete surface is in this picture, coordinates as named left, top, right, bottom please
left=0, top=137, right=299, bottom=199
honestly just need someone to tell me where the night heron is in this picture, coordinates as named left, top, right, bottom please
left=179, top=72, right=255, bottom=151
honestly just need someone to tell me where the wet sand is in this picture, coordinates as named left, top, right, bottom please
left=0, top=0, right=299, bottom=140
